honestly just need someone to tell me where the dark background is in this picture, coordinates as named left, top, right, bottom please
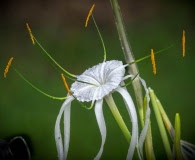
left=0, top=0, right=195, bottom=159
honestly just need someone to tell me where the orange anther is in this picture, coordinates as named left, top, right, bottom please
left=151, top=49, right=156, bottom=75
left=61, top=74, right=72, bottom=95
left=26, top=23, right=35, bottom=44
left=182, top=30, right=185, bottom=57
left=85, top=4, right=95, bottom=27
left=4, top=57, right=13, bottom=78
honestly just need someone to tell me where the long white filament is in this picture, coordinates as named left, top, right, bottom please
left=116, top=87, right=138, bottom=160
left=55, top=96, right=74, bottom=160
left=94, top=99, right=106, bottom=160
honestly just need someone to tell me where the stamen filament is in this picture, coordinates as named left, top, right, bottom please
left=151, top=49, right=156, bottom=74
left=61, top=74, right=72, bottom=95
left=33, top=36, right=76, bottom=78
left=85, top=4, right=95, bottom=27
left=121, top=73, right=139, bottom=87
left=182, top=30, right=185, bottom=57
left=76, top=100, right=94, bottom=110
left=92, top=15, right=107, bottom=61
left=13, top=67, right=66, bottom=100
left=26, top=23, right=76, bottom=78
left=4, top=57, right=13, bottom=78
left=130, top=44, right=174, bottom=64
left=26, top=23, right=35, bottom=44
left=85, top=4, right=107, bottom=61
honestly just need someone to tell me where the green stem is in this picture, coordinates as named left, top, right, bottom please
left=149, top=88, right=172, bottom=160
left=143, top=96, right=156, bottom=160
left=145, top=123, right=156, bottom=160
left=174, top=113, right=182, bottom=160
left=156, top=98, right=175, bottom=141
left=105, top=94, right=131, bottom=143
left=109, top=0, right=144, bottom=127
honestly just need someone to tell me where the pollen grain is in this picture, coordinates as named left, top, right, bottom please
left=4, top=57, right=13, bottom=78
left=26, top=23, right=35, bottom=44
left=182, top=30, right=185, bottom=57
left=151, top=49, right=156, bottom=75
left=61, top=74, right=72, bottom=95
left=85, top=4, right=95, bottom=27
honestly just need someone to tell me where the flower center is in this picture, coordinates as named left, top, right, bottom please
left=71, top=60, right=126, bottom=102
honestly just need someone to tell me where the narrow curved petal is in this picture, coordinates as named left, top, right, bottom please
left=138, top=107, right=150, bottom=159
left=122, top=74, right=134, bottom=81
left=116, top=87, right=138, bottom=160
left=121, top=75, right=151, bottom=159
left=94, top=99, right=106, bottom=160
left=138, top=77, right=151, bottom=158
left=55, top=96, right=74, bottom=160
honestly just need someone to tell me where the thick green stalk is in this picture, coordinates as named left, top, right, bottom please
left=156, top=98, right=175, bottom=140
left=143, top=96, right=156, bottom=160
left=157, top=101, right=182, bottom=159
left=145, top=123, right=156, bottom=160
left=109, top=0, right=144, bottom=126
left=105, top=94, right=131, bottom=143
left=149, top=88, right=172, bottom=160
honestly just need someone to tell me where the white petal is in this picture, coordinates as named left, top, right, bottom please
left=94, top=99, right=106, bottom=160
left=55, top=96, right=74, bottom=160
left=121, top=75, right=151, bottom=159
left=122, top=74, right=134, bottom=81
left=138, top=77, right=151, bottom=159
left=116, top=87, right=138, bottom=160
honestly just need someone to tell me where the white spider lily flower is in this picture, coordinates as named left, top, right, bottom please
left=55, top=60, right=150, bottom=160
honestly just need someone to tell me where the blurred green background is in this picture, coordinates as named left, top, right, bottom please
left=0, top=0, right=195, bottom=159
